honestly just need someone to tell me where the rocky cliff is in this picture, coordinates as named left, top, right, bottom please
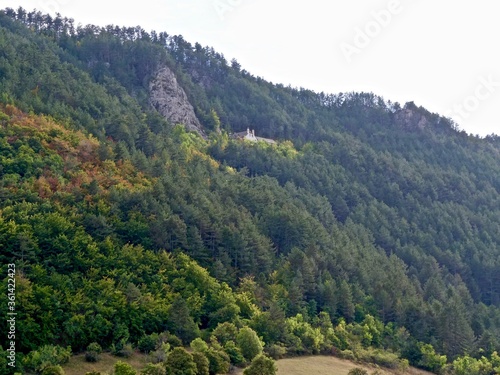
left=394, top=105, right=430, bottom=131
left=149, top=66, right=207, bottom=138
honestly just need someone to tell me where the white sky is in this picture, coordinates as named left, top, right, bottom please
left=2, top=0, right=499, bottom=136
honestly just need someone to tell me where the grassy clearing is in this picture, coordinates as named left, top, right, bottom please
left=62, top=353, right=432, bottom=375
left=274, top=356, right=410, bottom=375
left=234, top=356, right=433, bottom=375
left=278, top=356, right=382, bottom=375
left=62, top=352, right=149, bottom=375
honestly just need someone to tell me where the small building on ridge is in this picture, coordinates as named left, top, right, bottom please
left=231, top=128, right=276, bottom=144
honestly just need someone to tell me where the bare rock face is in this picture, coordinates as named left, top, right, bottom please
left=149, top=66, right=207, bottom=138
left=394, top=107, right=429, bottom=130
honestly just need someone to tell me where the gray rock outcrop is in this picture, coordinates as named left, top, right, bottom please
left=149, top=66, right=207, bottom=138
left=394, top=107, right=429, bottom=130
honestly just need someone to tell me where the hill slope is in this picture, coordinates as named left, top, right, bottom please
left=1, top=7, right=500, bottom=375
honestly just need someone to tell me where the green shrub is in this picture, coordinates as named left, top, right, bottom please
left=236, top=327, right=263, bottom=362
left=224, top=340, right=246, bottom=366
left=166, top=335, right=183, bottom=349
left=85, top=351, right=100, bottom=363
left=451, top=355, right=494, bottom=375
left=114, top=361, right=136, bottom=375
left=243, top=354, right=276, bottom=375
left=139, top=334, right=160, bottom=354
left=282, top=334, right=304, bottom=355
left=417, top=343, right=447, bottom=373
left=190, top=338, right=209, bottom=353
left=85, top=342, right=103, bottom=363
left=212, top=322, right=238, bottom=345
left=371, top=349, right=400, bottom=368
left=355, top=348, right=408, bottom=371
left=265, top=344, right=287, bottom=360
left=41, top=365, right=65, bottom=375
left=165, top=347, right=196, bottom=375
left=23, top=345, right=72, bottom=373
left=87, top=343, right=103, bottom=354
left=141, top=363, right=166, bottom=375
left=112, top=343, right=134, bottom=358
left=348, top=369, right=368, bottom=375
left=149, top=343, right=170, bottom=364
left=192, top=352, right=210, bottom=375
left=205, top=348, right=230, bottom=375
left=338, top=349, right=356, bottom=361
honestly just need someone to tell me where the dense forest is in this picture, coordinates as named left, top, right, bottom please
left=1, top=7, right=500, bottom=375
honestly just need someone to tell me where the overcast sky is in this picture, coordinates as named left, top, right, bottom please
left=2, top=0, right=499, bottom=136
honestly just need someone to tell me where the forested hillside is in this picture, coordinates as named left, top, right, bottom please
left=1, top=7, right=500, bottom=375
